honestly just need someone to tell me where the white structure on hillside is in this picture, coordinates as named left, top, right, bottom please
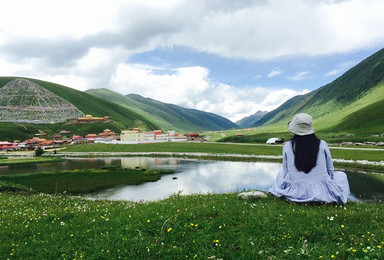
left=0, top=78, right=84, bottom=124
left=120, top=130, right=145, bottom=142
left=120, top=129, right=186, bottom=143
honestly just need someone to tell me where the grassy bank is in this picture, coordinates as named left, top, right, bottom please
left=0, top=156, right=65, bottom=166
left=0, top=191, right=383, bottom=259
left=0, top=168, right=174, bottom=194
left=62, top=142, right=283, bottom=156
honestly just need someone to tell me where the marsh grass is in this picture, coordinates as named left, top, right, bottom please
left=0, top=157, right=65, bottom=166
left=0, top=191, right=383, bottom=259
left=0, top=168, right=174, bottom=194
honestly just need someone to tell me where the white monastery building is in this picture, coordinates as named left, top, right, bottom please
left=120, top=129, right=186, bottom=143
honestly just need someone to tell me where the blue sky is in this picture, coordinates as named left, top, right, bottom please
left=1, top=0, right=384, bottom=122
left=128, top=45, right=382, bottom=91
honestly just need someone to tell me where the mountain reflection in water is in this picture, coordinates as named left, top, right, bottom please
left=90, top=158, right=280, bottom=202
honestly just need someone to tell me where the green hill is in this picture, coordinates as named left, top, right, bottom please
left=86, top=88, right=238, bottom=132
left=253, top=48, right=384, bottom=133
left=0, top=77, right=158, bottom=141
left=328, top=93, right=384, bottom=133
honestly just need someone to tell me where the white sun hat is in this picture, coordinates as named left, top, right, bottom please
left=287, top=113, right=314, bottom=136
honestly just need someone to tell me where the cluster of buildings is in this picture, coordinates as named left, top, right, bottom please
left=0, top=128, right=200, bottom=152
left=120, top=129, right=187, bottom=143
left=0, top=113, right=202, bottom=152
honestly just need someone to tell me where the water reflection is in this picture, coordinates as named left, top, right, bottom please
left=120, top=157, right=182, bottom=169
left=91, top=160, right=280, bottom=202
left=346, top=170, right=384, bottom=201
left=1, top=157, right=382, bottom=202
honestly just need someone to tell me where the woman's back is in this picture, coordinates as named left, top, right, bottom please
left=283, top=140, right=332, bottom=183
left=269, top=113, right=350, bottom=204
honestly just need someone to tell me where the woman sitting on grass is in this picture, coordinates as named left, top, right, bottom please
left=269, top=113, right=350, bottom=204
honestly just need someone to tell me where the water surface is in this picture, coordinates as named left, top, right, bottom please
left=1, top=157, right=383, bottom=202
left=91, top=158, right=280, bottom=201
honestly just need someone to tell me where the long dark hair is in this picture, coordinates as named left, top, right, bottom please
left=291, top=134, right=320, bottom=173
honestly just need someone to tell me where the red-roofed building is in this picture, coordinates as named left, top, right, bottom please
left=0, top=142, right=19, bottom=151
left=97, top=129, right=118, bottom=139
left=184, top=132, right=199, bottom=141
left=85, top=134, right=98, bottom=139
left=52, top=135, right=62, bottom=140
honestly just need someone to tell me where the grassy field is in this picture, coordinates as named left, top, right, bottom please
left=0, top=190, right=383, bottom=259
left=0, top=142, right=383, bottom=259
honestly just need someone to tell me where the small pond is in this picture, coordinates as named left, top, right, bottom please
left=1, top=157, right=383, bottom=202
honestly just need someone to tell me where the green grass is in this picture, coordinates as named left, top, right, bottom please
left=316, top=83, right=384, bottom=132
left=0, top=157, right=65, bottom=166
left=0, top=192, right=383, bottom=259
left=61, top=142, right=384, bottom=163
left=0, top=168, right=174, bottom=194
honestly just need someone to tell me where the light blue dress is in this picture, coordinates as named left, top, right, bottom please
left=269, top=140, right=350, bottom=203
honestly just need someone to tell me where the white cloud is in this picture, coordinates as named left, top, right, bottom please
left=170, top=0, right=384, bottom=60
left=1, top=0, right=384, bottom=122
left=268, top=68, right=283, bottom=78
left=291, top=71, right=309, bottom=81
left=0, top=46, right=128, bottom=91
left=2, top=0, right=384, bottom=64
left=325, top=61, right=356, bottom=76
left=0, top=0, right=118, bottom=38
left=109, top=63, right=308, bottom=122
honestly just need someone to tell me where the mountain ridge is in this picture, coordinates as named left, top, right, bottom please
left=253, top=47, right=384, bottom=133
left=236, top=111, right=268, bottom=128
left=86, top=88, right=238, bottom=132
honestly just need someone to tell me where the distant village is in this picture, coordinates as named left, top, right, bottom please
left=0, top=115, right=201, bottom=152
